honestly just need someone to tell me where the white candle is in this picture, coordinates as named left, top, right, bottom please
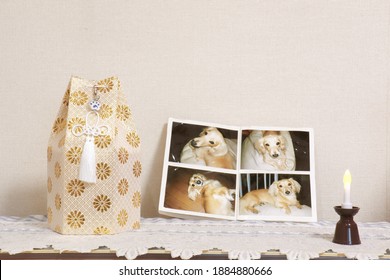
left=342, top=169, right=352, bottom=209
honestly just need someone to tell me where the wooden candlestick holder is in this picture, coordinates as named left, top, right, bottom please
left=332, top=206, right=361, bottom=245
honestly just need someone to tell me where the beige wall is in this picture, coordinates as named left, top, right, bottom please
left=0, top=0, right=389, bottom=221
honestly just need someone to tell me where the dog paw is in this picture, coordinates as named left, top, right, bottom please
left=284, top=207, right=291, bottom=214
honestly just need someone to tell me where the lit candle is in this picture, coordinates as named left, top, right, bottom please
left=342, top=170, right=352, bottom=209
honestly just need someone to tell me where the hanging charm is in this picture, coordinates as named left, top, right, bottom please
left=72, top=85, right=110, bottom=183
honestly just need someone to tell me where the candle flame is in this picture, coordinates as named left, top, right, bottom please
left=343, top=169, right=352, bottom=185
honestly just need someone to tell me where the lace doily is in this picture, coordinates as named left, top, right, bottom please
left=0, top=216, right=389, bottom=260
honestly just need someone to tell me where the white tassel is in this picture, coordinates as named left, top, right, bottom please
left=71, top=91, right=109, bottom=184
left=79, top=135, right=96, bottom=183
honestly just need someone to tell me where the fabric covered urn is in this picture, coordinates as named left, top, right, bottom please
left=47, top=76, right=142, bottom=234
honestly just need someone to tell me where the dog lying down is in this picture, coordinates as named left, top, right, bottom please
left=188, top=173, right=235, bottom=216
left=241, top=130, right=295, bottom=171
left=240, top=178, right=305, bottom=215
left=180, top=127, right=237, bottom=170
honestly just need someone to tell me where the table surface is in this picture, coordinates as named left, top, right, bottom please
left=0, top=216, right=389, bottom=260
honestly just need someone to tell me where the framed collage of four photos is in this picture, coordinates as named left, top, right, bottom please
left=159, top=118, right=317, bottom=222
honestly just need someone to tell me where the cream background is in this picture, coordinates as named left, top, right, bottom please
left=0, top=0, right=389, bottom=221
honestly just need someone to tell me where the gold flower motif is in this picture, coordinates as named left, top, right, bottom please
left=96, top=162, right=111, bottom=180
left=94, top=135, right=112, bottom=149
left=47, top=146, right=53, bottom=162
left=47, top=177, right=52, bottom=193
left=52, top=117, right=66, bottom=134
left=94, top=226, right=111, bottom=235
left=99, top=104, right=113, bottom=119
left=66, top=179, right=85, bottom=197
left=117, top=178, right=129, bottom=196
left=132, top=221, right=140, bottom=230
left=93, top=194, right=112, bottom=212
left=132, top=161, right=142, bottom=178
left=97, top=78, right=114, bottom=93
left=117, top=209, right=128, bottom=227
left=118, top=147, right=129, bottom=164
left=62, top=88, right=70, bottom=107
left=70, top=91, right=88, bottom=106
left=66, top=146, right=82, bottom=164
left=66, top=210, right=85, bottom=229
left=55, top=194, right=61, bottom=210
left=67, top=117, right=85, bottom=134
left=54, top=162, right=61, bottom=178
left=126, top=131, right=140, bottom=148
left=47, top=207, right=53, bottom=224
left=116, top=105, right=131, bottom=122
left=132, top=191, right=141, bottom=208
left=58, top=136, right=66, bottom=148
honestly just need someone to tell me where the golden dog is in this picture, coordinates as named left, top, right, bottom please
left=239, top=178, right=302, bottom=214
left=190, top=127, right=236, bottom=169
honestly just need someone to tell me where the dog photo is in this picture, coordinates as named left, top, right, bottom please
left=169, top=121, right=238, bottom=170
left=241, top=129, right=311, bottom=171
left=238, top=173, right=315, bottom=221
left=159, top=119, right=316, bottom=222
left=160, top=166, right=237, bottom=219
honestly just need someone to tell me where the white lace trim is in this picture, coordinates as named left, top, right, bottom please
left=0, top=216, right=389, bottom=260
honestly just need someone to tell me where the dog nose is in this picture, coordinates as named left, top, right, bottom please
left=190, top=140, right=198, bottom=147
left=285, top=191, right=290, bottom=195
left=272, top=153, right=279, bottom=158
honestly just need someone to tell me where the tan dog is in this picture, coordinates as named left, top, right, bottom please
left=255, top=131, right=288, bottom=170
left=188, top=173, right=235, bottom=216
left=240, top=178, right=302, bottom=214
left=190, top=127, right=236, bottom=169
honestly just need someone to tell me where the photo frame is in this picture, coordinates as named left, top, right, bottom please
left=159, top=118, right=317, bottom=222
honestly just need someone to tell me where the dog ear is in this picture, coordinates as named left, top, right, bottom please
left=255, top=138, right=266, bottom=154
left=268, top=181, right=278, bottom=196
left=279, top=135, right=287, bottom=150
left=290, top=178, right=301, bottom=193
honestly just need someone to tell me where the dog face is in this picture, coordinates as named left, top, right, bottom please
left=256, top=133, right=286, bottom=158
left=269, top=178, right=301, bottom=198
left=190, top=127, right=224, bottom=149
left=188, top=173, right=207, bottom=201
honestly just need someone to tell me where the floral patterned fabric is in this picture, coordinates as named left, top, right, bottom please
left=47, top=76, right=141, bottom=234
